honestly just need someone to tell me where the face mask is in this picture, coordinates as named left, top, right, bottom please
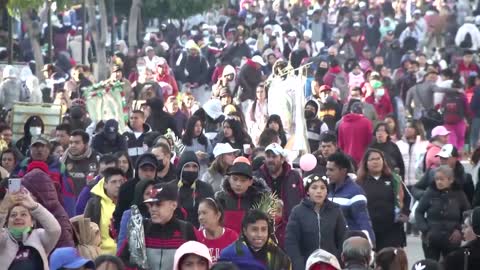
left=203, top=30, right=210, bottom=37
left=191, top=30, right=198, bottom=36
left=304, top=110, right=315, bottom=119
left=29, top=127, right=41, bottom=136
left=375, top=88, right=385, bottom=97
left=215, top=38, right=222, bottom=44
left=182, top=170, right=198, bottom=185
left=9, top=227, right=32, bottom=239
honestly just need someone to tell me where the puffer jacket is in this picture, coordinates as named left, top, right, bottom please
left=415, top=184, right=471, bottom=249
left=15, top=158, right=76, bottom=217
left=285, top=198, right=347, bottom=270
left=0, top=204, right=61, bottom=270
left=21, top=168, right=75, bottom=247
left=216, top=175, right=270, bottom=234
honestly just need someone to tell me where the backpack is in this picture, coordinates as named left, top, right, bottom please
left=442, top=93, right=465, bottom=124
left=332, top=72, right=349, bottom=101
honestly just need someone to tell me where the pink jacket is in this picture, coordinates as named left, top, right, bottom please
left=0, top=204, right=61, bottom=270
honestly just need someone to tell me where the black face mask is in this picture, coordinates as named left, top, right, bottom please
left=304, top=110, right=315, bottom=119
left=182, top=170, right=198, bottom=185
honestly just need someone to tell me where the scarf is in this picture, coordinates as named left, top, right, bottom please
left=61, top=147, right=92, bottom=163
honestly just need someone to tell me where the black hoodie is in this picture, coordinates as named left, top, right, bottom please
left=16, top=115, right=45, bottom=156
left=145, top=98, right=179, bottom=136
left=176, top=151, right=214, bottom=228
left=112, top=153, right=158, bottom=232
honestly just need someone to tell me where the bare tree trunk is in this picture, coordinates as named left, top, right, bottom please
left=22, top=12, right=44, bottom=80
left=86, top=0, right=108, bottom=81
left=128, top=0, right=142, bottom=48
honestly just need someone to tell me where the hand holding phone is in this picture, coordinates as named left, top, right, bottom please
left=8, top=178, right=21, bottom=193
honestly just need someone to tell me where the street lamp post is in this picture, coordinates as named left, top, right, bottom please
left=81, top=1, right=86, bottom=65
left=47, top=0, right=53, bottom=63
left=110, top=0, right=115, bottom=54
left=7, top=13, right=13, bottom=64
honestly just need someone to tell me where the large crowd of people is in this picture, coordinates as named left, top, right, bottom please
left=3, top=0, right=480, bottom=269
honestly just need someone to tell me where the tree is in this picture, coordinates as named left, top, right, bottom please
left=143, top=0, right=223, bottom=19
left=86, top=0, right=108, bottom=81
left=127, top=0, right=141, bottom=48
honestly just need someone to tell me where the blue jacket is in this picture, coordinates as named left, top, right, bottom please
left=328, top=177, right=375, bottom=245
left=117, top=209, right=131, bottom=253
left=220, top=239, right=291, bottom=270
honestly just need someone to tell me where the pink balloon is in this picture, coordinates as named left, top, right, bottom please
left=299, top=154, right=317, bottom=172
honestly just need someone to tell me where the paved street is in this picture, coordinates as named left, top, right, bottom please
left=406, top=236, right=424, bottom=268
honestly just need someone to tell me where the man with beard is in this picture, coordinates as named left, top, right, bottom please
left=255, top=143, right=303, bottom=247
left=91, top=119, right=127, bottom=155
left=62, top=130, right=101, bottom=196
left=305, top=99, right=329, bottom=151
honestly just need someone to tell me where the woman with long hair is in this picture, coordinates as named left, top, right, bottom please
left=357, top=149, right=407, bottom=251
left=384, top=114, right=401, bottom=142
left=266, top=115, right=287, bottom=147
left=0, top=188, right=61, bottom=269
left=114, top=151, right=134, bottom=179
left=182, top=115, right=213, bottom=176
left=202, top=143, right=239, bottom=193
left=221, top=118, right=254, bottom=156
left=374, top=247, right=408, bottom=270
left=247, top=82, right=269, bottom=145
left=195, top=198, right=238, bottom=263
left=370, top=122, right=405, bottom=179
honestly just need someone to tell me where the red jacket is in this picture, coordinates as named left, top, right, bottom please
left=365, top=94, right=393, bottom=120
left=338, top=113, right=373, bottom=165
left=155, top=62, right=179, bottom=99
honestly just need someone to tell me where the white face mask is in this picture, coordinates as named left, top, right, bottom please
left=29, top=127, right=42, bottom=136
left=215, top=38, right=222, bottom=44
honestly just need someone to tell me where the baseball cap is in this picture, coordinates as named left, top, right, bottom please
left=435, top=144, right=458, bottom=158
left=319, top=85, right=332, bottom=92
left=49, top=247, right=95, bottom=270
left=306, top=249, right=341, bottom=270
left=145, top=46, right=154, bottom=52
left=104, top=119, right=119, bottom=135
left=287, top=31, right=297, bottom=38
left=431, top=125, right=450, bottom=138
left=265, top=143, right=287, bottom=157
left=252, top=55, right=266, bottom=66
left=30, top=135, right=50, bottom=147
left=213, top=143, right=240, bottom=158
left=136, top=153, right=158, bottom=169
left=144, top=182, right=178, bottom=203
left=227, top=162, right=253, bottom=178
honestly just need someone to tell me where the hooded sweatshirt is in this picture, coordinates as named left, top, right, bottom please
left=173, top=241, right=213, bottom=270
left=146, top=98, right=179, bottom=136
left=177, top=151, right=215, bottom=227
left=112, top=153, right=158, bottom=232
left=338, top=113, right=373, bottom=165
left=21, top=168, right=75, bottom=247
left=15, top=115, right=45, bottom=156
left=0, top=65, right=22, bottom=110
left=84, top=178, right=117, bottom=254
left=116, top=179, right=154, bottom=251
